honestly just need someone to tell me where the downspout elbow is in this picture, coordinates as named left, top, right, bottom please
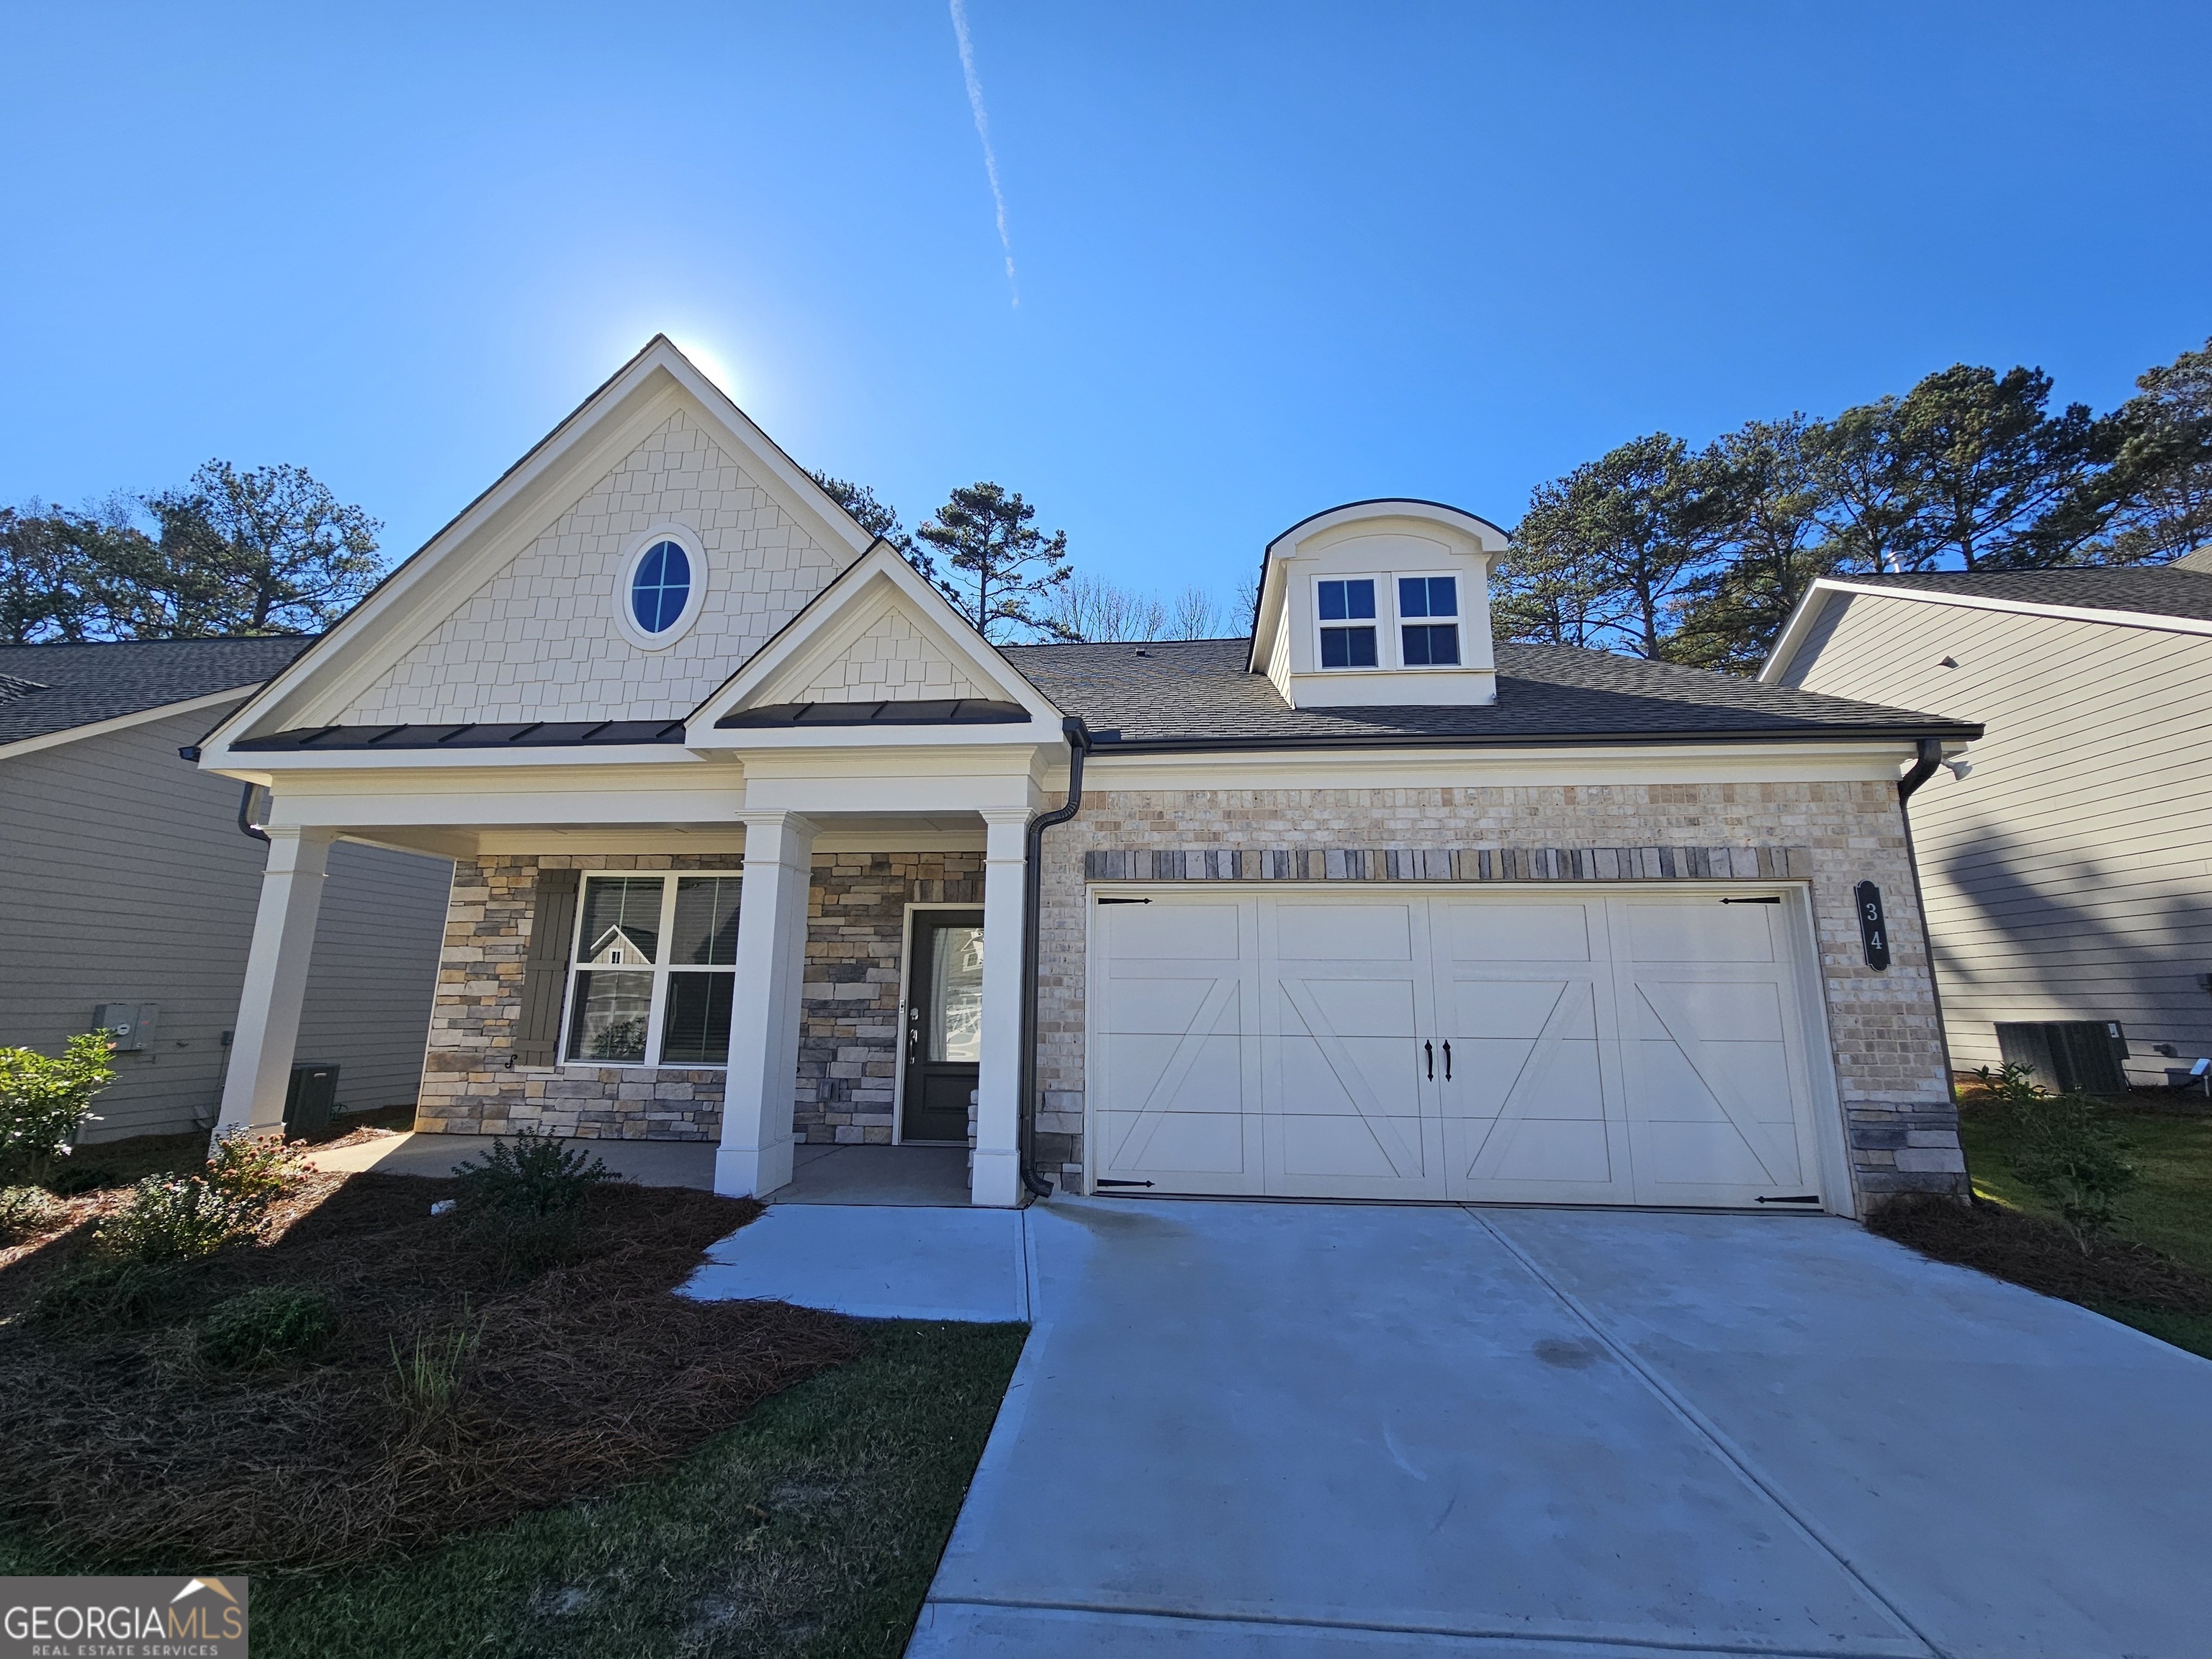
left=1897, top=737, right=1943, bottom=803
left=237, top=781, right=271, bottom=843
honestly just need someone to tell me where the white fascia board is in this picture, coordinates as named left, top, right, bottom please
left=1083, top=739, right=1933, bottom=791
left=0, top=688, right=246, bottom=764
left=1760, top=577, right=2212, bottom=683
left=686, top=544, right=1063, bottom=737
left=197, top=338, right=876, bottom=750
left=201, top=742, right=707, bottom=783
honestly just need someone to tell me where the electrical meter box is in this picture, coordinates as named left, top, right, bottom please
left=91, top=1002, right=158, bottom=1051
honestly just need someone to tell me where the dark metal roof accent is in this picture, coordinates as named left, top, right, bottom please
left=229, top=719, right=691, bottom=752
left=0, top=636, right=313, bottom=747
left=714, top=698, right=1032, bottom=729
left=999, top=639, right=1980, bottom=750
left=1838, top=566, right=2212, bottom=625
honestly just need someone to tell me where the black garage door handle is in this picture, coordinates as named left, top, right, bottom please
left=1424, top=1040, right=1433, bottom=1079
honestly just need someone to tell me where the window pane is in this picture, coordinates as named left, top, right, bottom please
left=1403, top=624, right=1460, bottom=666
left=631, top=539, right=692, bottom=634
left=1318, top=580, right=1346, bottom=621
left=578, top=876, right=662, bottom=965
left=1398, top=577, right=1429, bottom=618
left=1321, top=625, right=1377, bottom=668
left=928, top=925, right=986, bottom=1062
left=673, top=876, right=741, bottom=965
left=1318, top=579, right=1375, bottom=621
left=568, top=971, right=652, bottom=1062
left=661, top=971, right=734, bottom=1064
left=1425, top=577, right=1457, bottom=616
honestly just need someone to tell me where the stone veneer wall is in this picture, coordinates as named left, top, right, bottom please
left=1033, top=782, right=1966, bottom=1213
left=416, top=850, right=979, bottom=1145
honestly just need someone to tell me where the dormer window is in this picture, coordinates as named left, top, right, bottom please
left=1317, top=578, right=1378, bottom=667
left=1398, top=576, right=1460, bottom=666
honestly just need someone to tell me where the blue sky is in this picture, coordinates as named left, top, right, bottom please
left=4, top=2, right=2206, bottom=613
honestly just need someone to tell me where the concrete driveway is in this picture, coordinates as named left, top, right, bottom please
left=907, top=1198, right=2212, bottom=1659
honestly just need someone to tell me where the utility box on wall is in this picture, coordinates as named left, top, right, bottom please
left=91, top=1002, right=159, bottom=1052
left=284, top=1063, right=341, bottom=1138
left=1995, top=1020, right=2131, bottom=1095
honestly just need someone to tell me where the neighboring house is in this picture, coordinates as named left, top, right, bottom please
left=1763, top=554, right=2212, bottom=1091
left=0, top=637, right=456, bottom=1141
left=192, top=336, right=1979, bottom=1216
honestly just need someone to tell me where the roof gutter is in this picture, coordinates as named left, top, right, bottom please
left=1086, top=724, right=1982, bottom=757
left=1018, top=716, right=1089, bottom=1200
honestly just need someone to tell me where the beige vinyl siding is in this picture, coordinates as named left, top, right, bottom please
left=1779, top=591, right=2212, bottom=1080
left=0, top=701, right=452, bottom=1141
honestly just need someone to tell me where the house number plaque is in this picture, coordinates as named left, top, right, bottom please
left=1855, top=881, right=1890, bottom=971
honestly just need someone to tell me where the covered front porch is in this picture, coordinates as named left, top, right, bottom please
left=212, top=800, right=1055, bottom=1210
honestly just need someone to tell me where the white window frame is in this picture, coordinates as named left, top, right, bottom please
left=1311, top=572, right=1384, bottom=672
left=560, top=873, right=741, bottom=1069
left=1390, top=570, right=1465, bottom=669
left=616, top=522, right=711, bottom=651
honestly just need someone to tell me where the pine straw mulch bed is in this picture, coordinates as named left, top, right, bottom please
left=0, top=1172, right=863, bottom=1572
left=1869, top=1192, right=2212, bottom=1316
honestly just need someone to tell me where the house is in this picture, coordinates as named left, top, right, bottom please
left=0, top=636, right=454, bottom=1141
left=192, top=336, right=1982, bottom=1215
left=1763, top=556, right=2212, bottom=1092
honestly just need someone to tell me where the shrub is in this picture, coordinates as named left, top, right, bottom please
left=95, top=1175, right=253, bottom=1264
left=454, top=1130, right=613, bottom=1275
left=204, top=1131, right=308, bottom=1210
left=0, top=1184, right=60, bottom=1240
left=197, top=1285, right=335, bottom=1370
left=0, top=1032, right=114, bottom=1185
left=36, top=1258, right=192, bottom=1326
left=2008, top=1090, right=2138, bottom=1250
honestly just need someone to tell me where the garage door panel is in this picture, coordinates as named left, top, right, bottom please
left=1101, top=900, right=1243, bottom=960
left=1449, top=1035, right=1608, bottom=1120
left=1098, top=1032, right=1248, bottom=1114
left=1275, top=902, right=1418, bottom=961
left=1624, top=900, right=1777, bottom=963
left=1470, top=1117, right=1617, bottom=1184
left=1437, top=976, right=1596, bottom=1040
left=1098, top=1110, right=1254, bottom=1179
left=1434, top=901, right=1595, bottom=962
left=1100, top=974, right=1244, bottom=1035
left=1275, top=1111, right=1424, bottom=1180
left=1273, top=1035, right=1424, bottom=1120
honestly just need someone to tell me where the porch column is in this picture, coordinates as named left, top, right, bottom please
left=715, top=810, right=817, bottom=1198
left=214, top=826, right=337, bottom=1141
left=973, top=808, right=1030, bottom=1208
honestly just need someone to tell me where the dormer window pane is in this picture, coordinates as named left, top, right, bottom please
left=1321, top=626, right=1378, bottom=667
left=1318, top=579, right=1375, bottom=621
left=1402, top=624, right=1461, bottom=666
left=1398, top=577, right=1457, bottom=618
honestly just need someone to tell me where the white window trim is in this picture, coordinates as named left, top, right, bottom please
left=616, top=522, right=711, bottom=651
left=1312, top=572, right=1385, bottom=672
left=1310, top=570, right=1469, bottom=671
left=560, top=873, right=740, bottom=1069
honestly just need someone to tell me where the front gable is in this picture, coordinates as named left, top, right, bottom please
left=199, top=338, right=878, bottom=760
left=688, top=544, right=1061, bottom=747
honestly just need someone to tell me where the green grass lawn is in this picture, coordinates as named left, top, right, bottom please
left=0, top=1319, right=1026, bottom=1658
left=1961, top=1104, right=2212, bottom=1359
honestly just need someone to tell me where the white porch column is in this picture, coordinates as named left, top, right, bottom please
left=715, top=811, right=817, bottom=1198
left=215, top=826, right=337, bottom=1140
left=973, top=808, right=1030, bottom=1208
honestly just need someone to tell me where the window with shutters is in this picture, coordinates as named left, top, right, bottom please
left=562, top=874, right=740, bottom=1066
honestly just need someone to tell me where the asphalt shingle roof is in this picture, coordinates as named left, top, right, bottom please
left=1001, top=638, right=1977, bottom=750
left=0, top=637, right=311, bottom=747
left=1840, top=565, right=2212, bottom=624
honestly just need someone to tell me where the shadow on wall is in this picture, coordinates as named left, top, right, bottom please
left=1928, top=814, right=2212, bottom=1064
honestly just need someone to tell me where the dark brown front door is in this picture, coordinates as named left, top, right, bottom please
left=902, top=909, right=984, bottom=1143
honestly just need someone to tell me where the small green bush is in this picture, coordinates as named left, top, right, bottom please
left=35, top=1257, right=192, bottom=1326
left=454, top=1128, right=612, bottom=1216
left=2008, top=1090, right=2138, bottom=1250
left=0, top=1184, right=60, bottom=1240
left=197, top=1285, right=335, bottom=1370
left=0, top=1032, right=114, bottom=1185
left=390, top=1307, right=479, bottom=1425
left=205, top=1131, right=308, bottom=1210
left=95, top=1175, right=253, bottom=1264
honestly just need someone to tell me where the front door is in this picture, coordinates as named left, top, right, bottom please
left=902, top=909, right=985, bottom=1143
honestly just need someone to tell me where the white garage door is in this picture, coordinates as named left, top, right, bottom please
left=1089, top=887, right=1837, bottom=1210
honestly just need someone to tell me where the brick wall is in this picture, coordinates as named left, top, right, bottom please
left=416, top=849, right=980, bottom=1146
left=1033, top=781, right=1965, bottom=1212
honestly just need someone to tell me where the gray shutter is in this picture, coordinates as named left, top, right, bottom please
left=514, top=868, right=580, bottom=1066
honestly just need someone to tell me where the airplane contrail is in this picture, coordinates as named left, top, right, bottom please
left=948, top=0, right=1018, bottom=306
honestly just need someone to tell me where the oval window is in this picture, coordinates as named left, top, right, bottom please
left=630, top=539, right=692, bottom=634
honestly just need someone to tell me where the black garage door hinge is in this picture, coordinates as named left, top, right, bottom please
left=1094, top=1178, right=1156, bottom=1188
left=1097, top=896, right=1152, bottom=904
left=1721, top=895, right=1783, bottom=904
left=1755, top=1194, right=1820, bottom=1204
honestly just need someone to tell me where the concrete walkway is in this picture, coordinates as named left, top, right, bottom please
left=737, top=1196, right=2208, bottom=1659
